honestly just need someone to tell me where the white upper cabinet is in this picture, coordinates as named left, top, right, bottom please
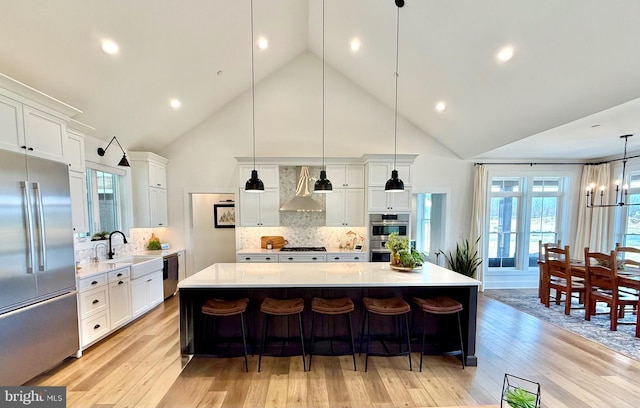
left=238, top=164, right=279, bottom=189
left=149, top=161, right=166, bottom=188
left=0, top=93, right=24, bottom=153
left=69, top=171, right=89, bottom=233
left=66, top=129, right=86, bottom=173
left=325, top=164, right=364, bottom=188
left=0, top=93, right=67, bottom=163
left=130, top=152, right=169, bottom=228
left=368, top=186, right=411, bottom=212
left=326, top=188, right=365, bottom=226
left=239, top=189, right=279, bottom=227
left=367, top=162, right=412, bottom=186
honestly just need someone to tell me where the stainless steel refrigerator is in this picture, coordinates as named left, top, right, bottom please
left=0, top=149, right=79, bottom=386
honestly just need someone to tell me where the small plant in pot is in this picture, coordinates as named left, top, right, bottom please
left=504, top=387, right=537, bottom=408
left=91, top=231, right=109, bottom=241
left=440, top=236, right=482, bottom=278
left=385, top=232, right=425, bottom=269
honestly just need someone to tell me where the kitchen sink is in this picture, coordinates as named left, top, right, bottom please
left=105, top=256, right=163, bottom=279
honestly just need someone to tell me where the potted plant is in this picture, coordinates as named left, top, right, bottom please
left=385, top=232, right=409, bottom=266
left=440, top=236, right=482, bottom=277
left=504, top=387, right=537, bottom=408
left=91, top=231, right=109, bottom=241
left=500, top=374, right=540, bottom=408
left=385, top=232, right=425, bottom=269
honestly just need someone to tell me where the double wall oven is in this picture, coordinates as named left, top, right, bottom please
left=369, top=213, right=410, bottom=262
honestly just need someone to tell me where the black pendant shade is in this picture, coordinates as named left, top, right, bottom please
left=314, top=169, right=332, bottom=193
left=385, top=169, right=404, bottom=192
left=245, top=169, right=264, bottom=192
left=244, top=0, right=264, bottom=193
left=385, top=0, right=405, bottom=192
left=313, top=0, right=332, bottom=194
left=118, top=154, right=130, bottom=167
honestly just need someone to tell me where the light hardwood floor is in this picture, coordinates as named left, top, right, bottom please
left=28, top=291, right=640, bottom=407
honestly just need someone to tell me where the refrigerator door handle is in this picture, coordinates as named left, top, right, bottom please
left=32, top=182, right=47, bottom=272
left=20, top=181, right=35, bottom=274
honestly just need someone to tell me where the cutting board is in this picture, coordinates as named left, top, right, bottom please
left=260, top=236, right=288, bottom=249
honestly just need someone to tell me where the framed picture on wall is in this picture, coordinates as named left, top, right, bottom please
left=213, top=203, right=235, bottom=228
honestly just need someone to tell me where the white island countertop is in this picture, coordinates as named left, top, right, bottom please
left=178, top=262, right=480, bottom=289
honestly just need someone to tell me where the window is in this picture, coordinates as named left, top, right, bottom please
left=619, top=172, right=640, bottom=248
left=415, top=193, right=446, bottom=262
left=488, top=175, right=565, bottom=270
left=416, top=194, right=432, bottom=256
left=84, top=165, right=129, bottom=237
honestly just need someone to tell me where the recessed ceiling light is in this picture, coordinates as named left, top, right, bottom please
left=257, top=37, right=268, bottom=50
left=169, top=99, right=181, bottom=109
left=497, top=46, right=514, bottom=62
left=101, top=39, right=120, bottom=55
left=435, top=102, right=447, bottom=112
left=350, top=38, right=361, bottom=52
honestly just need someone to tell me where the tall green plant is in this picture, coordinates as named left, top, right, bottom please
left=441, top=237, right=482, bottom=277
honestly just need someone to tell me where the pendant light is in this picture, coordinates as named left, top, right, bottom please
left=314, top=0, right=332, bottom=193
left=244, top=0, right=264, bottom=193
left=385, top=0, right=405, bottom=192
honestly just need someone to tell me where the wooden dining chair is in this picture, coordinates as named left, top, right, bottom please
left=615, top=243, right=640, bottom=269
left=538, top=239, right=561, bottom=303
left=544, top=244, right=585, bottom=315
left=583, top=248, right=638, bottom=331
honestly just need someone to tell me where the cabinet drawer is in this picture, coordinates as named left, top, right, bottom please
left=79, top=286, right=109, bottom=319
left=78, top=273, right=108, bottom=291
left=236, top=254, right=278, bottom=263
left=278, top=254, right=327, bottom=262
left=81, top=312, right=110, bottom=346
left=327, top=254, right=366, bottom=262
left=108, top=268, right=130, bottom=282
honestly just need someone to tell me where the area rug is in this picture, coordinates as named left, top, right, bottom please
left=483, top=291, right=640, bottom=361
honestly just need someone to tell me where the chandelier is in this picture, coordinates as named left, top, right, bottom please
left=585, top=134, right=638, bottom=208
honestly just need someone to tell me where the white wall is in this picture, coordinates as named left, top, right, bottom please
left=191, top=193, right=236, bottom=270
left=159, top=51, right=473, bottom=258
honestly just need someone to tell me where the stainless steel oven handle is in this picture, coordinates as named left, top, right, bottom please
left=20, top=181, right=34, bottom=274
left=370, top=248, right=392, bottom=253
left=32, top=182, right=47, bottom=272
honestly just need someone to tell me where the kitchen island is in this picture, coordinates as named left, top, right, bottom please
left=178, top=262, right=481, bottom=366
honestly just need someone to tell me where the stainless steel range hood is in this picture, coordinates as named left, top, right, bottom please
left=279, top=166, right=324, bottom=212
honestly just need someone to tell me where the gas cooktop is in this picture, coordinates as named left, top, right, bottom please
left=279, top=246, right=327, bottom=252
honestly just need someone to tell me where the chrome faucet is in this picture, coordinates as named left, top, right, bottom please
left=93, top=242, right=107, bottom=263
left=107, top=231, right=128, bottom=259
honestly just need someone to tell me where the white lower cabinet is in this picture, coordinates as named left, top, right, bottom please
left=236, top=254, right=278, bottom=263
left=130, top=270, right=163, bottom=318
left=278, top=254, right=327, bottom=262
left=78, top=265, right=163, bottom=349
left=109, top=277, right=131, bottom=329
left=327, top=253, right=366, bottom=262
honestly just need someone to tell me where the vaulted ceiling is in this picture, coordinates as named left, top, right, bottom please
left=2, top=0, right=640, bottom=160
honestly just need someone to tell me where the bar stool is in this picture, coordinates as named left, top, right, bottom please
left=359, top=296, right=412, bottom=372
left=201, top=298, right=250, bottom=372
left=258, top=297, right=306, bottom=372
left=308, top=297, right=357, bottom=371
left=413, top=296, right=465, bottom=371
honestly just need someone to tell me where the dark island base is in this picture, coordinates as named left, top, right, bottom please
left=180, top=285, right=478, bottom=367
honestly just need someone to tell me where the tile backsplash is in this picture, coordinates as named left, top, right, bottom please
left=238, top=226, right=366, bottom=250
left=74, top=228, right=158, bottom=263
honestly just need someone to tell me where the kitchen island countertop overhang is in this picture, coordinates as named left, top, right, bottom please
left=178, top=262, right=481, bottom=366
left=178, top=262, right=480, bottom=289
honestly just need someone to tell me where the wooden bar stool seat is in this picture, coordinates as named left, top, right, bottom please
left=413, top=296, right=465, bottom=371
left=360, top=296, right=412, bottom=372
left=201, top=298, right=250, bottom=372
left=258, top=297, right=306, bottom=372
left=309, top=297, right=357, bottom=371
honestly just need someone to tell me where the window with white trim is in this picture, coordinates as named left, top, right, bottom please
left=618, top=172, right=640, bottom=249
left=488, top=175, right=565, bottom=270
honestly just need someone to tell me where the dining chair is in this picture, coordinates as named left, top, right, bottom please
left=614, top=243, right=640, bottom=269
left=583, top=248, right=638, bottom=331
left=543, top=244, right=585, bottom=315
left=538, top=239, right=561, bottom=303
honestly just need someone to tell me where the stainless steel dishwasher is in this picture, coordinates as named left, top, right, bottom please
left=163, top=253, right=179, bottom=299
